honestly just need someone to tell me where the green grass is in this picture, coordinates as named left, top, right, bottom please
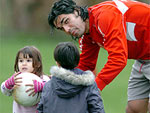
left=0, top=31, right=134, bottom=113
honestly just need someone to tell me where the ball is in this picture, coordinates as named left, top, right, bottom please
left=12, top=72, right=42, bottom=106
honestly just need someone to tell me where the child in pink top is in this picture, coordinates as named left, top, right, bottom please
left=1, top=46, right=50, bottom=113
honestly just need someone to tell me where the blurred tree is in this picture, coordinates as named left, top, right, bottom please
left=0, top=0, right=55, bottom=32
left=0, top=0, right=149, bottom=33
left=12, top=0, right=42, bottom=30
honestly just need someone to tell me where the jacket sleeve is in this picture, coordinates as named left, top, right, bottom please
left=95, top=9, right=128, bottom=90
left=78, top=36, right=100, bottom=71
left=37, top=89, right=44, bottom=113
left=1, top=81, right=13, bottom=96
left=87, top=82, right=105, bottom=113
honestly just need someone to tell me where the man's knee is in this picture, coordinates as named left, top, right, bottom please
left=148, top=102, right=150, bottom=113
left=126, top=103, right=136, bottom=113
left=126, top=100, right=148, bottom=113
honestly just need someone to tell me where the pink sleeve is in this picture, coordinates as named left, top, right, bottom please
left=33, top=80, right=45, bottom=93
left=5, top=74, right=15, bottom=89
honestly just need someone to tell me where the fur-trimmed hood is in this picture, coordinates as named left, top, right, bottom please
left=49, top=66, right=95, bottom=98
left=50, top=66, right=95, bottom=86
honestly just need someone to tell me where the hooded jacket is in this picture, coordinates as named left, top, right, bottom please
left=37, top=66, right=105, bottom=113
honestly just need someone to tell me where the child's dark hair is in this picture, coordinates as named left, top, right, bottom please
left=14, top=46, right=43, bottom=77
left=48, top=0, right=88, bottom=29
left=54, top=42, right=80, bottom=69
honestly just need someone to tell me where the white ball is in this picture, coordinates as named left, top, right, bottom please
left=12, top=72, right=42, bottom=107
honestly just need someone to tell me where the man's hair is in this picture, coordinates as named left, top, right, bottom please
left=48, top=0, right=88, bottom=29
left=54, top=42, right=80, bottom=69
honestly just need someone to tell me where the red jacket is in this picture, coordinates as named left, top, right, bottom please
left=78, top=0, right=150, bottom=91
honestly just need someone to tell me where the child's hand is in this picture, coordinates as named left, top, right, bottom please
left=25, top=83, right=35, bottom=97
left=14, top=72, right=22, bottom=86
left=5, top=72, right=22, bottom=89
left=25, top=80, right=45, bottom=97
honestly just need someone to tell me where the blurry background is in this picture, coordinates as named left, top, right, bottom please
left=0, top=0, right=149, bottom=113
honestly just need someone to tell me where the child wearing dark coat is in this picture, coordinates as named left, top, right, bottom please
left=37, top=42, right=105, bottom=113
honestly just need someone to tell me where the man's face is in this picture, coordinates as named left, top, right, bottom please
left=54, top=11, right=87, bottom=38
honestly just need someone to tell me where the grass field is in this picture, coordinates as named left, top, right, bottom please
left=0, top=31, right=134, bottom=113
